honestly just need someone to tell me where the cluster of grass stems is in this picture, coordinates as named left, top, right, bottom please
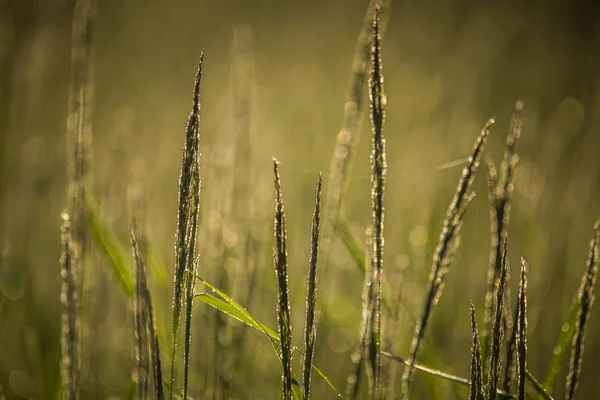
left=54, top=1, right=600, bottom=399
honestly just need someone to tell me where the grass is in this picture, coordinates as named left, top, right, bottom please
left=3, top=1, right=600, bottom=399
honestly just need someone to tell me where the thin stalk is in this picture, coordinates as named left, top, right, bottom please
left=503, top=290, right=520, bottom=393
left=487, top=236, right=509, bottom=399
left=469, top=304, right=484, bottom=400
left=130, top=222, right=165, bottom=400
left=565, top=221, right=599, bottom=400
left=302, top=173, right=322, bottom=400
left=382, top=352, right=516, bottom=399
left=131, top=221, right=150, bottom=400
left=272, top=159, right=293, bottom=400
left=517, top=258, right=528, bottom=400
left=368, top=6, right=387, bottom=399
left=183, top=264, right=198, bottom=399
left=401, top=118, right=494, bottom=398
left=526, top=371, right=554, bottom=400
left=170, top=52, right=204, bottom=400
left=60, top=212, right=79, bottom=400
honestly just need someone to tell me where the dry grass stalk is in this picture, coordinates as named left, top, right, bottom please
left=302, top=173, right=323, bottom=400
left=516, top=258, right=528, bottom=400
left=469, top=303, right=484, bottom=400
left=368, top=5, right=387, bottom=399
left=401, top=118, right=494, bottom=398
left=272, top=159, right=294, bottom=400
left=487, top=236, right=509, bottom=399
left=169, top=52, right=204, bottom=399
left=60, top=212, right=80, bottom=400
left=565, top=221, right=599, bottom=400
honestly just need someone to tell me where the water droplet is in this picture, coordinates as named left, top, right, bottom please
left=366, top=280, right=372, bottom=286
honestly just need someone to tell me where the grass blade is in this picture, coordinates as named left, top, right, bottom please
left=401, top=118, right=494, bottom=397
left=302, top=173, right=322, bottom=400
left=565, top=220, right=599, bottom=400
left=87, top=197, right=135, bottom=296
left=469, top=304, right=483, bottom=400
left=487, top=236, right=509, bottom=399
left=336, top=216, right=366, bottom=273
left=272, top=159, right=294, bottom=400
left=540, top=292, right=579, bottom=395
left=368, top=6, right=387, bottom=398
left=526, top=371, right=554, bottom=400
left=169, top=52, right=203, bottom=400
left=383, top=352, right=515, bottom=399
left=194, top=282, right=342, bottom=397
left=516, top=258, right=528, bottom=400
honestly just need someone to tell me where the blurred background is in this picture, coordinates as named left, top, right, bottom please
left=1, top=0, right=600, bottom=398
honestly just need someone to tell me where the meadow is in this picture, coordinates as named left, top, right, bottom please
left=1, top=0, right=599, bottom=399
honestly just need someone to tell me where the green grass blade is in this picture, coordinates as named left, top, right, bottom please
left=526, top=371, right=554, bottom=400
left=86, top=200, right=134, bottom=296
left=195, top=289, right=342, bottom=397
left=336, top=216, right=366, bottom=273
left=541, top=294, right=579, bottom=394
left=195, top=294, right=278, bottom=340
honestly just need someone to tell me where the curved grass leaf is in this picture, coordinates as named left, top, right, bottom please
left=194, top=277, right=342, bottom=397
left=541, top=294, right=579, bottom=395
left=87, top=199, right=135, bottom=296
left=526, top=370, right=554, bottom=400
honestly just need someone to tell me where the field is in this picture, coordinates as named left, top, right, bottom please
left=1, top=1, right=599, bottom=399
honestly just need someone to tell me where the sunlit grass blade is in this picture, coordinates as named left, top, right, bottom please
left=565, top=220, right=599, bottom=400
left=469, top=303, right=483, bottom=400
left=401, top=118, right=494, bottom=398
left=487, top=236, right=509, bottom=399
left=302, top=173, right=322, bottom=400
left=272, top=159, right=294, bottom=400
left=194, top=285, right=342, bottom=397
left=526, top=371, right=554, bottom=400
left=169, top=52, right=204, bottom=400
